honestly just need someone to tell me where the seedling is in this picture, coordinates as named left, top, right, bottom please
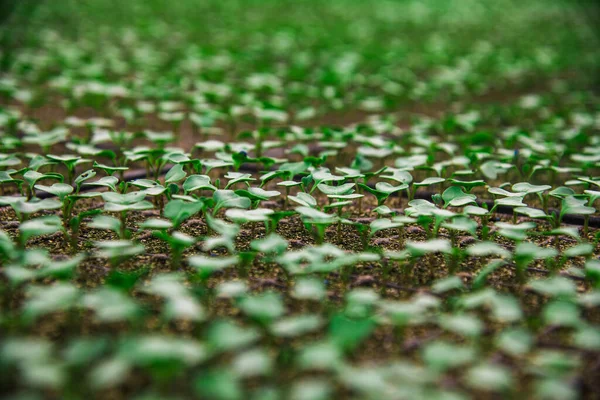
left=234, top=187, right=280, bottom=209
left=212, top=190, right=251, bottom=216
left=95, top=240, right=145, bottom=270
left=46, top=155, right=91, bottom=185
left=512, top=182, right=552, bottom=213
left=358, top=182, right=407, bottom=207
left=103, top=191, right=154, bottom=238
left=34, top=182, right=103, bottom=250
left=163, top=199, right=204, bottom=229
left=277, top=180, right=302, bottom=209
left=21, top=169, right=63, bottom=200
left=1, top=4, right=599, bottom=398
left=513, top=242, right=557, bottom=283
left=295, top=206, right=337, bottom=245
left=410, top=177, right=445, bottom=201
left=154, top=231, right=196, bottom=269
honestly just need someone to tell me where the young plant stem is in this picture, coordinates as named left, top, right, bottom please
left=284, top=187, right=290, bottom=210
left=481, top=215, right=489, bottom=241
left=120, top=211, right=127, bottom=239
left=397, top=226, right=405, bottom=248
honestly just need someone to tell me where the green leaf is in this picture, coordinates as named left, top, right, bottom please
left=561, top=195, right=595, bottom=216
left=573, top=325, right=600, bottom=350
left=34, top=183, right=73, bottom=200
left=422, top=341, right=476, bottom=371
left=289, top=192, right=318, bottom=208
left=83, top=287, right=140, bottom=322
left=291, top=278, right=327, bottom=301
left=232, top=348, right=273, bottom=378
left=224, top=172, right=255, bottom=189
left=543, top=300, right=580, bottom=327
left=496, top=328, right=532, bottom=356
left=316, top=182, right=355, bottom=196
left=465, top=363, right=513, bottom=392
left=563, top=243, right=593, bottom=258
left=467, top=242, right=510, bottom=258
left=20, top=215, right=63, bottom=243
left=328, top=313, right=375, bottom=352
left=369, top=218, right=403, bottom=237
left=38, top=254, right=85, bottom=280
left=24, top=170, right=64, bottom=187
left=463, top=205, right=489, bottom=216
left=480, top=160, right=513, bottom=180
left=406, top=239, right=452, bottom=256
left=441, top=186, right=476, bottom=208
left=271, top=314, right=323, bottom=338
left=89, top=215, right=121, bottom=233
left=74, top=169, right=96, bottom=187
left=289, top=379, right=333, bottom=400
left=90, top=358, right=131, bottom=389
left=183, top=174, right=216, bottom=193
left=188, top=255, right=238, bottom=280
left=515, top=206, right=548, bottom=219
left=194, top=369, right=242, bottom=400
left=512, top=182, right=551, bottom=194
left=139, top=218, right=173, bottom=230
left=431, top=276, right=464, bottom=294
left=235, top=187, right=280, bottom=201
left=528, top=276, right=577, bottom=298
left=95, top=240, right=145, bottom=259
left=239, top=292, right=286, bottom=323
left=213, top=190, right=251, bottom=214
left=442, top=216, right=478, bottom=235
left=226, top=208, right=274, bottom=223
left=14, top=198, right=63, bottom=214
left=295, top=206, right=336, bottom=223
left=23, top=283, right=79, bottom=322
left=206, top=319, right=260, bottom=352
left=130, top=179, right=166, bottom=196
left=104, top=200, right=153, bottom=213
left=414, top=177, right=445, bottom=187
left=165, top=164, right=187, bottom=184
left=123, top=335, right=207, bottom=367
left=164, top=199, right=204, bottom=227
left=85, top=176, right=119, bottom=192
left=439, top=314, right=483, bottom=338
left=251, top=233, right=288, bottom=254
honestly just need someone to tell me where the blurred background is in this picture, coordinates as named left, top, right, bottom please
left=0, top=0, right=599, bottom=106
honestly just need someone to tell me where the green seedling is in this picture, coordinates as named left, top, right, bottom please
left=410, top=177, right=445, bottom=201
left=35, top=182, right=102, bottom=250
left=95, top=240, right=145, bottom=270
left=21, top=169, right=64, bottom=200
left=183, top=174, right=217, bottom=196
left=441, top=186, right=477, bottom=208
left=153, top=230, right=196, bottom=269
left=18, top=215, right=63, bottom=250
left=103, top=191, right=154, bottom=238
left=226, top=208, right=274, bottom=236
left=404, top=200, right=455, bottom=238
left=188, top=255, right=239, bottom=290
left=212, top=190, right=251, bottom=216
left=85, top=176, right=120, bottom=192
left=46, top=154, right=91, bottom=185
left=234, top=187, right=280, bottom=209
left=163, top=199, right=205, bottom=229
left=358, top=182, right=407, bottom=207
left=512, top=182, right=552, bottom=213
left=513, top=242, right=557, bottom=284
left=93, top=162, right=129, bottom=179
left=295, top=206, right=337, bottom=245
left=277, top=180, right=302, bottom=209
